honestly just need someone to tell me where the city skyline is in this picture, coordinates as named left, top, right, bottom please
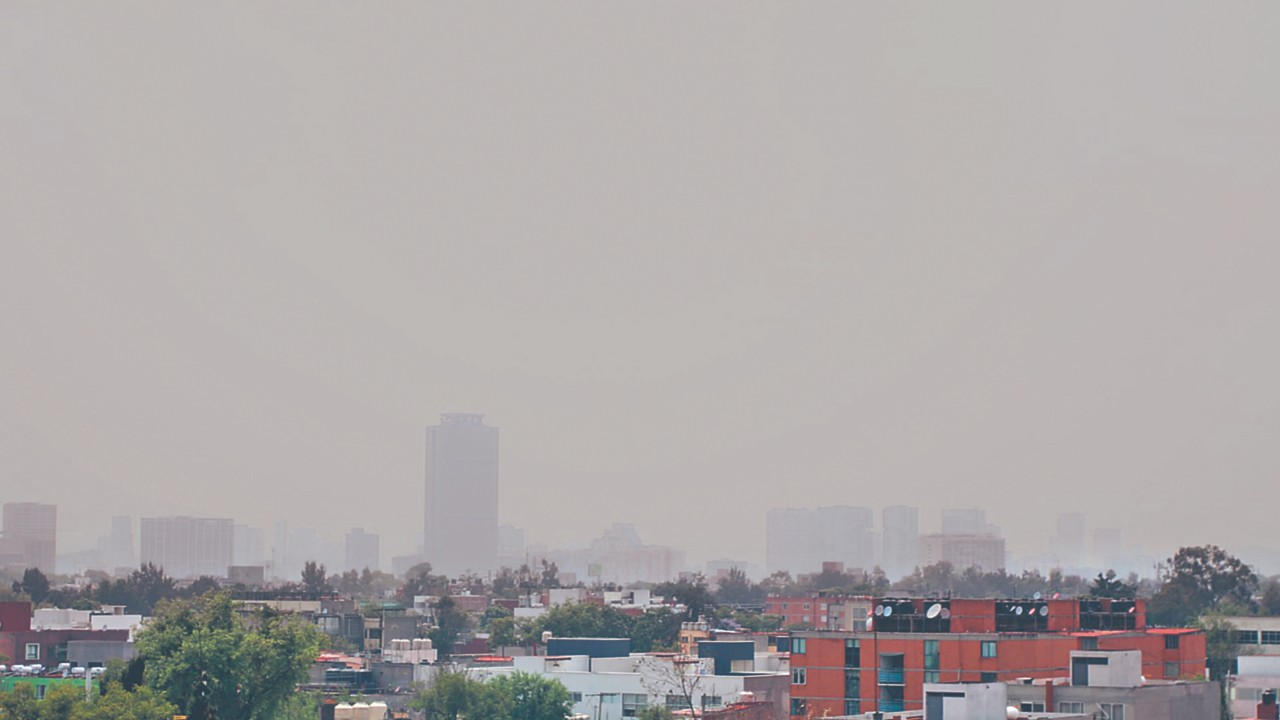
left=4, top=5, right=1279, bottom=581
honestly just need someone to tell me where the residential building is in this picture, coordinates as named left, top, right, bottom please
left=1219, top=615, right=1280, bottom=656
left=469, top=638, right=790, bottom=720
left=881, top=506, right=919, bottom=582
left=233, top=524, right=267, bottom=567
left=139, top=516, right=233, bottom=579
left=1005, top=651, right=1217, bottom=720
left=2, top=503, right=57, bottom=572
left=940, top=508, right=990, bottom=536
left=424, top=413, right=499, bottom=577
left=344, top=527, right=380, bottom=572
left=1231, top=656, right=1280, bottom=718
left=96, top=515, right=135, bottom=574
left=765, top=593, right=873, bottom=631
left=785, top=596, right=1206, bottom=717
left=0, top=602, right=130, bottom=670
left=918, top=533, right=1006, bottom=572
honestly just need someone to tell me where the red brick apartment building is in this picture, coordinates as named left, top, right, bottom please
left=783, top=597, right=1206, bottom=718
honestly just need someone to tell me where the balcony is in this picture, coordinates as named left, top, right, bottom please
left=877, top=669, right=905, bottom=685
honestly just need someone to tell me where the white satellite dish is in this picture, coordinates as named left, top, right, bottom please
left=1039, top=606, right=1049, bottom=617
left=874, top=605, right=884, bottom=617
left=926, top=603, right=943, bottom=619
left=1014, top=606, right=1024, bottom=616
left=940, top=608, right=951, bottom=620
left=883, top=606, right=893, bottom=617
left=866, top=617, right=874, bottom=631
left=1033, top=591, right=1042, bottom=600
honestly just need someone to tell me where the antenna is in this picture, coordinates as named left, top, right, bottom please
left=926, top=603, right=942, bottom=619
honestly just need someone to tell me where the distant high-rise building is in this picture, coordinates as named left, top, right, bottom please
left=1053, top=513, right=1086, bottom=568
left=918, top=533, right=1006, bottom=572
left=497, top=524, right=526, bottom=569
left=425, top=413, right=499, bottom=577
left=2, top=503, right=57, bottom=572
left=233, top=524, right=267, bottom=567
left=767, top=506, right=875, bottom=576
left=941, top=508, right=988, bottom=536
left=345, top=527, right=380, bottom=572
left=1093, top=528, right=1124, bottom=569
left=882, top=505, right=920, bottom=580
left=140, top=516, right=233, bottom=579
left=96, top=515, right=135, bottom=573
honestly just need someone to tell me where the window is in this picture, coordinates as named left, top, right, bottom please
left=924, top=639, right=940, bottom=683
left=845, top=670, right=860, bottom=699
left=792, top=668, right=807, bottom=685
left=1235, top=630, right=1260, bottom=645
left=791, top=699, right=807, bottom=716
left=1080, top=637, right=1098, bottom=651
left=845, top=638, right=860, bottom=668
left=1261, top=631, right=1280, bottom=645
left=569, top=693, right=583, bottom=703
left=980, top=641, right=997, bottom=658
left=1019, top=702, right=1044, bottom=712
left=803, top=615, right=810, bottom=623
left=665, top=695, right=687, bottom=711
left=1165, top=661, right=1180, bottom=678
left=25, top=644, right=39, bottom=660
left=621, top=693, right=646, bottom=717
left=980, top=672, right=997, bottom=683
left=34, top=685, right=46, bottom=700
left=792, top=638, right=807, bottom=654
left=1100, top=702, right=1125, bottom=720
left=1164, top=635, right=1180, bottom=649
left=803, top=603, right=810, bottom=610
left=846, top=700, right=860, bottom=715
left=1058, top=702, right=1085, bottom=714
left=703, top=696, right=722, bottom=709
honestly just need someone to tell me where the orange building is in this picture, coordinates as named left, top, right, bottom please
left=784, top=597, right=1206, bottom=718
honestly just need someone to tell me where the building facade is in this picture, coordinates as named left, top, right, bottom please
left=425, top=413, right=499, bottom=577
left=881, top=506, right=919, bottom=582
left=139, top=516, right=233, bottom=579
left=785, top=597, right=1206, bottom=718
left=1, top=503, right=57, bottom=572
left=918, top=533, right=1006, bottom=572
left=344, top=527, right=380, bottom=572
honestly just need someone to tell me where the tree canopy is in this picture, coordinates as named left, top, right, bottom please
left=1148, top=545, right=1258, bottom=626
left=135, top=592, right=323, bottom=720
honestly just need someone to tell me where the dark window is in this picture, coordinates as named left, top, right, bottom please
left=846, top=700, right=860, bottom=715
left=1234, top=630, right=1259, bottom=645
left=980, top=672, right=997, bottom=683
left=1164, top=635, right=1180, bottom=649
left=791, top=699, right=807, bottom=716
left=1080, top=637, right=1098, bottom=651
left=845, top=638, right=860, bottom=667
left=980, top=641, right=997, bottom=658
left=1020, top=702, right=1045, bottom=712
left=1261, top=631, right=1280, bottom=645
left=845, top=670, right=860, bottom=699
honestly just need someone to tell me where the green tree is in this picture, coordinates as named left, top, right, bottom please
left=399, top=563, right=449, bottom=605
left=1149, top=546, right=1258, bottom=626
left=71, top=684, right=177, bottom=720
left=714, top=568, right=763, bottom=606
left=301, top=561, right=330, bottom=595
left=135, top=592, right=323, bottom=720
left=489, top=616, right=517, bottom=650
left=652, top=577, right=716, bottom=621
left=37, top=683, right=82, bottom=720
left=0, top=683, right=39, bottom=720
left=412, top=669, right=513, bottom=720
left=14, top=568, right=50, bottom=605
left=489, top=671, right=571, bottom=720
left=1090, top=569, right=1138, bottom=598
left=1262, top=578, right=1280, bottom=616
left=430, top=596, right=471, bottom=656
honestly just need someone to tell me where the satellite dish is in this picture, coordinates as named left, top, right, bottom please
left=1128, top=606, right=1137, bottom=613
left=940, top=608, right=951, bottom=620
left=874, top=605, right=885, bottom=617
left=1014, top=606, right=1024, bottom=616
left=1033, top=591, right=1042, bottom=600
left=883, top=606, right=893, bottom=617
left=866, top=617, right=874, bottom=632
left=926, top=603, right=943, bottom=619
left=1039, top=606, right=1049, bottom=617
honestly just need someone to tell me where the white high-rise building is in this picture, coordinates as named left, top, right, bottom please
left=425, top=413, right=499, bottom=577
left=140, top=516, right=233, bottom=579
left=882, top=505, right=919, bottom=581
left=1, top=503, right=57, bottom=572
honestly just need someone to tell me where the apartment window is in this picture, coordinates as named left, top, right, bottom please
left=845, top=670, right=860, bottom=699
left=792, top=668, right=807, bottom=685
left=1261, top=631, right=1280, bottom=645
left=846, top=700, right=860, bottom=715
left=34, top=685, right=46, bottom=700
left=803, top=603, right=811, bottom=610
left=980, top=641, right=997, bottom=658
left=1019, top=702, right=1044, bottom=712
left=1165, top=661, right=1179, bottom=678
left=569, top=693, right=583, bottom=703
left=1100, top=702, right=1126, bottom=720
left=1080, top=637, right=1098, bottom=651
left=803, top=615, right=811, bottom=623
left=1235, top=630, right=1260, bottom=645
left=1058, top=702, right=1085, bottom=714
left=791, top=699, right=807, bottom=716
left=703, top=696, right=722, bottom=708
left=1164, top=635, right=1180, bottom=649
left=792, top=638, right=807, bottom=654
left=25, top=644, right=39, bottom=660
left=621, top=693, right=646, bottom=717
left=924, top=639, right=940, bottom=683
left=980, top=672, right=997, bottom=683
left=665, top=695, right=687, bottom=711
left=845, top=638, right=860, bottom=667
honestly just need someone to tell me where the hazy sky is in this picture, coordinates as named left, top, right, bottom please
left=3, top=3, right=1278, bottom=568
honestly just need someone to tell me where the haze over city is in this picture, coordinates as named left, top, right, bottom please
left=4, top=3, right=1279, bottom=574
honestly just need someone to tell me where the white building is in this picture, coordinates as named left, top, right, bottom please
left=140, top=516, right=233, bottom=579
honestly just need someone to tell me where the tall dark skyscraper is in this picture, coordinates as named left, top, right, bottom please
left=425, top=413, right=499, bottom=577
